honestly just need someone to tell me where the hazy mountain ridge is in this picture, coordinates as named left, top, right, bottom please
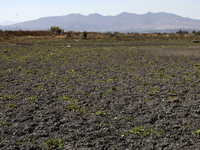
left=1, top=12, right=200, bottom=32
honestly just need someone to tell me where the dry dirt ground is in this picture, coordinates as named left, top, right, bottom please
left=0, top=40, right=200, bottom=149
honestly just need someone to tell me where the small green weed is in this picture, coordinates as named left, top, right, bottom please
left=35, top=86, right=44, bottom=90
left=59, top=76, right=70, bottom=82
left=65, top=104, right=87, bottom=114
left=0, top=121, right=11, bottom=126
left=92, top=109, right=107, bottom=117
left=183, top=72, right=190, bottom=75
left=77, top=91, right=84, bottom=94
left=137, top=88, right=142, bottom=92
left=86, top=93, right=92, bottom=98
left=60, top=95, right=78, bottom=104
left=186, top=125, right=193, bottom=128
left=141, top=83, right=148, bottom=86
left=149, top=62, right=154, bottom=65
left=142, top=99, right=149, bottom=102
left=65, top=127, right=74, bottom=132
left=44, top=138, right=66, bottom=148
left=192, top=129, right=200, bottom=136
left=119, top=116, right=134, bottom=120
left=107, top=78, right=114, bottom=82
left=0, top=94, right=20, bottom=99
left=103, top=90, right=112, bottom=94
left=27, top=96, right=37, bottom=100
left=3, top=103, right=18, bottom=109
left=13, top=79, right=21, bottom=82
left=31, top=140, right=37, bottom=144
left=123, top=126, right=163, bottom=138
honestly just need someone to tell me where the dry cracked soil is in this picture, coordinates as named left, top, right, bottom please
left=0, top=40, right=200, bottom=149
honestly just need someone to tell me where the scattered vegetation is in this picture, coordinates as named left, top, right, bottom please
left=44, top=138, right=67, bottom=148
left=192, top=130, right=200, bottom=136
left=123, top=126, right=163, bottom=138
left=1, top=30, right=200, bottom=149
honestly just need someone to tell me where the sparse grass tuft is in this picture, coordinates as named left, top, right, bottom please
left=65, top=104, right=87, bottom=114
left=0, top=121, right=11, bottom=126
left=44, top=138, right=66, bottom=148
left=192, top=129, right=200, bottom=136
left=123, top=126, right=163, bottom=138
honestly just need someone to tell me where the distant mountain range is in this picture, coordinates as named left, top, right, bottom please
left=1, top=12, right=200, bottom=33
left=0, top=21, right=20, bottom=26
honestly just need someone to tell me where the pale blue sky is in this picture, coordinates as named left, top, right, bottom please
left=1, top=0, right=200, bottom=24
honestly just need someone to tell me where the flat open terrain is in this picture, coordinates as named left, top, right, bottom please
left=1, top=36, right=200, bottom=149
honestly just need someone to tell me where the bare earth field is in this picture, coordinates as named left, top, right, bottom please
left=0, top=38, right=200, bottom=149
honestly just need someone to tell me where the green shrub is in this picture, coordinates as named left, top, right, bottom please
left=50, top=26, right=60, bottom=32
left=83, top=31, right=87, bottom=39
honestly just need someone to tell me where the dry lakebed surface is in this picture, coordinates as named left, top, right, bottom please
left=0, top=39, right=200, bottom=149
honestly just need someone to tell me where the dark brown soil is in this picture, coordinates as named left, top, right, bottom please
left=0, top=40, right=200, bottom=149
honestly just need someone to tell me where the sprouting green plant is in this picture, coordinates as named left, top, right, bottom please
left=27, top=97, right=39, bottom=104
left=185, top=77, right=192, bottom=81
left=66, top=70, right=78, bottom=76
left=107, top=67, right=115, bottom=71
left=95, top=87, right=101, bottom=90
left=123, top=126, right=163, bottom=138
left=44, top=138, right=66, bottom=148
left=142, top=83, right=148, bottom=86
left=13, top=79, right=21, bottom=82
left=193, top=63, right=200, bottom=69
left=137, top=88, right=142, bottom=92
left=0, top=121, right=11, bottom=126
left=65, top=127, right=73, bottom=132
left=17, top=65, right=22, bottom=70
left=65, top=104, right=86, bottom=114
left=88, top=71, right=96, bottom=75
left=177, top=65, right=184, bottom=69
left=107, top=78, right=114, bottom=82
left=142, top=99, right=149, bottom=102
left=27, top=96, right=37, bottom=100
left=31, top=140, right=37, bottom=144
left=0, top=94, right=20, bottom=99
left=119, top=116, right=134, bottom=120
left=86, top=93, right=92, bottom=98
left=92, top=109, right=107, bottom=117
left=96, top=79, right=104, bottom=83
left=103, top=90, right=112, bottom=94
left=110, top=87, right=118, bottom=91
left=192, top=129, right=200, bottom=136
left=164, top=74, right=174, bottom=78
left=183, top=72, right=190, bottom=75
left=190, top=83, right=197, bottom=87
left=0, top=74, right=4, bottom=77
left=59, top=76, right=70, bottom=82
left=149, top=62, right=154, bottom=65
left=186, top=125, right=193, bottom=128
left=77, top=91, right=84, bottom=94
left=35, top=86, right=44, bottom=90
left=7, top=68, right=13, bottom=72
left=3, top=103, right=18, bottom=109
left=16, top=140, right=25, bottom=145
left=19, top=73, right=27, bottom=76
left=78, top=79, right=84, bottom=83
